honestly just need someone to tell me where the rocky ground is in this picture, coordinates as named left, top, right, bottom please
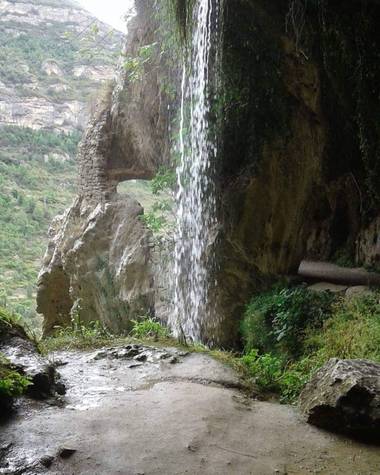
left=1, top=344, right=380, bottom=475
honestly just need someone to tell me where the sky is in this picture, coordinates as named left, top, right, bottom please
left=78, top=0, right=134, bottom=33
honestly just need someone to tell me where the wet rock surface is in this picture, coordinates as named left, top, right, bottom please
left=0, top=337, right=63, bottom=400
left=1, top=346, right=380, bottom=474
left=0, top=320, right=64, bottom=402
left=299, top=358, right=380, bottom=440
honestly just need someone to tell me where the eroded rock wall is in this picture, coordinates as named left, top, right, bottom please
left=38, top=0, right=380, bottom=344
left=209, top=0, right=380, bottom=345
left=37, top=0, right=176, bottom=333
left=0, top=0, right=122, bottom=133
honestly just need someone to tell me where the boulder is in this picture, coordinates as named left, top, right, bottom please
left=0, top=319, right=64, bottom=399
left=299, top=359, right=380, bottom=440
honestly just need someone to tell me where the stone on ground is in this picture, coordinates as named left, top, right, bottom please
left=299, top=358, right=380, bottom=439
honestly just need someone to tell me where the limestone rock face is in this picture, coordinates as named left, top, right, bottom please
left=37, top=0, right=175, bottom=334
left=210, top=0, right=380, bottom=345
left=299, top=359, right=380, bottom=439
left=0, top=0, right=121, bottom=133
left=37, top=0, right=380, bottom=344
left=37, top=196, right=155, bottom=334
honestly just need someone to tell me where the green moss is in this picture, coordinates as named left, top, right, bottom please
left=168, top=0, right=195, bottom=40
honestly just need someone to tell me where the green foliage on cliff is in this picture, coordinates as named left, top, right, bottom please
left=0, top=1, right=121, bottom=100
left=151, top=167, right=176, bottom=195
left=0, top=308, right=32, bottom=408
left=241, top=287, right=380, bottom=402
left=123, top=42, right=158, bottom=82
left=168, top=0, right=195, bottom=39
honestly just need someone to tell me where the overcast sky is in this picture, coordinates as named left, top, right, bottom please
left=78, top=0, right=134, bottom=32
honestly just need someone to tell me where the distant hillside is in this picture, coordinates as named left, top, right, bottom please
left=0, top=0, right=123, bottom=131
left=0, top=0, right=124, bottom=328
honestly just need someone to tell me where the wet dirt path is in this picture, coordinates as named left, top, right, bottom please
left=1, top=345, right=379, bottom=474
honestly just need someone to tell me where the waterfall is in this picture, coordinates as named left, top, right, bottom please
left=171, top=0, right=221, bottom=343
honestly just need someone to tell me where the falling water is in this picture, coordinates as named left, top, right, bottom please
left=171, top=0, right=221, bottom=342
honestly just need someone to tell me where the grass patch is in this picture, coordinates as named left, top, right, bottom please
left=130, top=318, right=170, bottom=339
left=240, top=286, right=380, bottom=403
left=40, top=317, right=172, bottom=353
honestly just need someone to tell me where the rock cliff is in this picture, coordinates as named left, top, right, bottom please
left=38, top=0, right=380, bottom=345
left=212, top=0, right=380, bottom=344
left=37, top=0, right=176, bottom=333
left=0, top=0, right=122, bottom=133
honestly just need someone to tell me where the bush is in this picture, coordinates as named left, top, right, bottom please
left=0, top=306, right=27, bottom=338
left=240, top=288, right=380, bottom=403
left=241, top=349, right=283, bottom=391
left=278, top=355, right=324, bottom=403
left=0, top=362, right=31, bottom=398
left=0, top=353, right=31, bottom=416
left=241, top=286, right=335, bottom=358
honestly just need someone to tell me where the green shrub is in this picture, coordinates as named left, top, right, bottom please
left=278, top=354, right=324, bottom=403
left=241, top=349, right=283, bottom=391
left=0, top=369, right=31, bottom=397
left=0, top=353, right=31, bottom=398
left=0, top=306, right=26, bottom=336
left=131, top=318, right=169, bottom=340
left=151, top=167, right=176, bottom=195
left=240, top=288, right=380, bottom=403
left=139, top=212, right=167, bottom=233
left=241, top=286, right=335, bottom=358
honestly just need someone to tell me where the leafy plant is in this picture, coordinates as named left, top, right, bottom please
left=278, top=355, right=323, bottom=403
left=240, top=288, right=380, bottom=403
left=241, top=286, right=335, bottom=358
left=123, top=42, right=158, bottom=82
left=139, top=212, right=167, bottom=233
left=151, top=167, right=176, bottom=195
left=0, top=353, right=31, bottom=398
left=130, top=317, right=169, bottom=340
left=241, top=349, right=283, bottom=391
left=0, top=369, right=31, bottom=397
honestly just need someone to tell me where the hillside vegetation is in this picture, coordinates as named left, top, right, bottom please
left=0, top=0, right=124, bottom=329
left=0, top=126, right=79, bottom=327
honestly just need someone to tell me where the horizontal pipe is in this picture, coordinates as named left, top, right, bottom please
left=298, top=260, right=380, bottom=287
